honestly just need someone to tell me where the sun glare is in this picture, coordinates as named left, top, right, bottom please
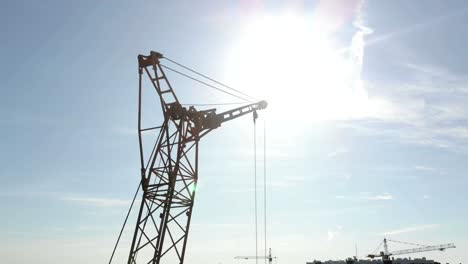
left=225, top=13, right=388, bottom=122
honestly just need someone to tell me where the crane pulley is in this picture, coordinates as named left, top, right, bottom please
left=126, top=51, right=267, bottom=264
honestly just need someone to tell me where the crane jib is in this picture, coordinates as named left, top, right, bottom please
left=367, top=239, right=456, bottom=260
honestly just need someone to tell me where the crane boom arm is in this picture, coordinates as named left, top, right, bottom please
left=391, top=243, right=456, bottom=256
left=203, top=100, right=267, bottom=130
left=235, top=248, right=275, bottom=262
left=216, top=100, right=267, bottom=123
left=235, top=256, right=270, bottom=259
left=170, top=100, right=267, bottom=141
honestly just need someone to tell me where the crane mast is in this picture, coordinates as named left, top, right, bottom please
left=127, top=51, right=267, bottom=264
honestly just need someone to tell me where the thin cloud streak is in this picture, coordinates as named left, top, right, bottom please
left=327, top=225, right=343, bottom=241
left=345, top=7, right=468, bottom=55
left=363, top=193, right=393, bottom=201
left=327, top=147, right=349, bottom=158
left=335, top=192, right=393, bottom=201
left=61, top=196, right=132, bottom=207
left=378, top=224, right=440, bottom=236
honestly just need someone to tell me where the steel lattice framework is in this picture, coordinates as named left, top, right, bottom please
left=127, top=51, right=267, bottom=264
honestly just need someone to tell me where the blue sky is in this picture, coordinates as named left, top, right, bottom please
left=1, top=0, right=468, bottom=263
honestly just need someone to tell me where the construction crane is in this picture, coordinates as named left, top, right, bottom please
left=367, top=238, right=456, bottom=263
left=235, top=248, right=276, bottom=264
left=126, top=51, right=267, bottom=264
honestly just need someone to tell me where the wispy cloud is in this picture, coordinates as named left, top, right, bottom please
left=335, top=192, right=393, bottom=201
left=317, top=205, right=385, bottom=216
left=112, top=126, right=137, bottom=136
left=404, top=63, right=460, bottom=83
left=363, top=193, right=393, bottom=201
left=225, top=177, right=304, bottom=193
left=0, top=191, right=135, bottom=208
left=327, top=147, right=349, bottom=158
left=364, top=7, right=468, bottom=52
left=332, top=39, right=468, bottom=149
left=337, top=116, right=465, bottom=150
left=378, top=224, right=440, bottom=236
left=61, top=197, right=131, bottom=207
left=327, top=225, right=343, bottom=241
left=224, top=188, right=255, bottom=194
left=191, top=223, right=248, bottom=232
left=414, top=165, right=437, bottom=173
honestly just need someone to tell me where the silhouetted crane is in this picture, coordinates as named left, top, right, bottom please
left=127, top=51, right=267, bottom=264
left=367, top=238, right=455, bottom=264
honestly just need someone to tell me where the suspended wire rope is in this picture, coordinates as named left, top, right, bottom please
left=388, top=239, right=429, bottom=248
left=181, top=102, right=245, bottom=107
left=161, top=64, right=253, bottom=103
left=163, top=57, right=258, bottom=101
left=109, top=127, right=166, bottom=264
left=109, top=182, right=141, bottom=264
left=253, top=117, right=269, bottom=264
left=263, top=120, right=267, bottom=264
left=253, top=118, right=259, bottom=264
left=372, top=240, right=384, bottom=254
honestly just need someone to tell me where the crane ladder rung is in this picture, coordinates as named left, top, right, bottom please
left=152, top=76, right=166, bottom=81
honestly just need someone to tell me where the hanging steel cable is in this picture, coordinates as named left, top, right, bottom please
left=181, top=102, right=245, bottom=106
left=108, top=182, right=141, bottom=264
left=263, top=120, right=267, bottom=264
left=253, top=116, right=259, bottom=264
left=163, top=56, right=258, bottom=101
left=387, top=239, right=429, bottom=248
left=372, top=240, right=384, bottom=255
left=161, top=64, right=254, bottom=103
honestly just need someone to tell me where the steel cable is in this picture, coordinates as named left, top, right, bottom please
left=388, top=239, right=429, bottom=248
left=254, top=118, right=258, bottom=264
left=161, top=64, right=253, bottom=103
left=181, top=102, right=245, bottom=106
left=109, top=182, right=141, bottom=264
left=372, top=240, right=384, bottom=255
left=263, top=120, right=267, bottom=264
left=163, top=56, right=258, bottom=101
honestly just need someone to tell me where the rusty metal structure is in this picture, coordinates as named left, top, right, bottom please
left=127, top=51, right=267, bottom=264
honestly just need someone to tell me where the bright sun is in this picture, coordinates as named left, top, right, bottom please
left=225, top=13, right=388, bottom=122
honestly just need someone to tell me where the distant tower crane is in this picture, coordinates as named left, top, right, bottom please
left=235, top=248, right=276, bottom=264
left=127, top=51, right=267, bottom=264
left=367, top=238, right=456, bottom=264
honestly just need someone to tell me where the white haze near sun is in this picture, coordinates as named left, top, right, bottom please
left=224, top=12, right=392, bottom=122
